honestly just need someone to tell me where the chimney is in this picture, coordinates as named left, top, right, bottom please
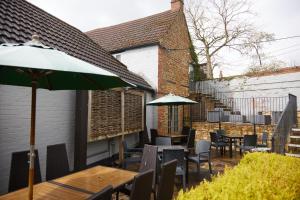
left=171, top=0, right=184, bottom=11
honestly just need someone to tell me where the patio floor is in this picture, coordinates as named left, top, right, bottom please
left=115, top=149, right=242, bottom=200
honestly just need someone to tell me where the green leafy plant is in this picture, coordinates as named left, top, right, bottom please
left=177, top=153, right=300, bottom=200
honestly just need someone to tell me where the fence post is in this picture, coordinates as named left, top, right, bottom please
left=252, top=97, right=256, bottom=135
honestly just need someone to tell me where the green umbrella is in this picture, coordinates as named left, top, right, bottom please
left=147, top=93, right=197, bottom=134
left=0, top=35, right=131, bottom=200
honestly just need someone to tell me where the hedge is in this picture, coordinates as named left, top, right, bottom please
left=177, top=153, right=300, bottom=200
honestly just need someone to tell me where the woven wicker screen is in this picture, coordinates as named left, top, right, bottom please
left=88, top=90, right=143, bottom=142
left=89, top=90, right=121, bottom=141
left=125, top=93, right=143, bottom=132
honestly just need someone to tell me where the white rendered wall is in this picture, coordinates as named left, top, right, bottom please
left=204, top=72, right=300, bottom=109
left=113, top=45, right=159, bottom=90
left=0, top=85, right=76, bottom=194
left=145, top=91, right=157, bottom=136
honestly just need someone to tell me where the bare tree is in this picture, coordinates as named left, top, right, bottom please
left=242, top=32, right=274, bottom=68
left=186, top=0, right=254, bottom=79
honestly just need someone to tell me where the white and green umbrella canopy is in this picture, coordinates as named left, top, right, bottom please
left=147, top=93, right=197, bottom=106
left=147, top=93, right=197, bottom=134
left=0, top=36, right=131, bottom=200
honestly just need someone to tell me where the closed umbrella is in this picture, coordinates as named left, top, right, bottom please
left=0, top=35, right=131, bottom=200
left=147, top=93, right=197, bottom=134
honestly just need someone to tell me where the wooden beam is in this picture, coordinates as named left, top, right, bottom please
left=142, top=92, right=145, bottom=130
left=74, top=90, right=88, bottom=171
left=119, top=90, right=125, bottom=165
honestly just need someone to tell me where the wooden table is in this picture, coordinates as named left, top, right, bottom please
left=51, top=166, right=137, bottom=193
left=222, top=134, right=244, bottom=158
left=0, top=166, right=137, bottom=200
left=0, top=182, right=90, bottom=200
left=158, top=134, right=188, bottom=144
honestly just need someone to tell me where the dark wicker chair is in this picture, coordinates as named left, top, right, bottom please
left=156, top=160, right=177, bottom=200
left=46, top=143, right=70, bottom=181
left=150, top=129, right=158, bottom=145
left=155, top=137, right=172, bottom=146
left=162, top=149, right=186, bottom=191
left=118, top=145, right=158, bottom=199
left=88, top=185, right=113, bottom=200
left=241, top=135, right=257, bottom=152
left=129, top=170, right=154, bottom=200
left=122, top=140, right=143, bottom=169
left=188, top=140, right=212, bottom=177
left=186, top=129, right=196, bottom=150
left=8, top=150, right=42, bottom=192
left=210, top=132, right=228, bottom=155
left=180, top=126, right=190, bottom=144
left=139, top=127, right=151, bottom=147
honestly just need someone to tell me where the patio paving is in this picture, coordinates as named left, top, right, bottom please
left=114, top=149, right=242, bottom=200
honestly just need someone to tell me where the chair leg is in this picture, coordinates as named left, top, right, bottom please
left=208, top=161, right=212, bottom=174
left=197, top=163, right=200, bottom=179
left=116, top=191, right=119, bottom=200
left=182, top=174, right=186, bottom=191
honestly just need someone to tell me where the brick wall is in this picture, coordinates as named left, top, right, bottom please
left=157, top=9, right=191, bottom=134
left=192, top=122, right=275, bottom=144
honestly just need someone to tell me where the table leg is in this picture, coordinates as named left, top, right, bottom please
left=186, top=156, right=189, bottom=184
left=229, top=138, right=233, bottom=158
left=239, top=139, right=242, bottom=155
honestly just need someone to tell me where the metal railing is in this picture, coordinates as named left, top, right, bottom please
left=272, top=94, right=297, bottom=154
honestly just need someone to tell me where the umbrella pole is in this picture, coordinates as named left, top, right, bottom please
left=28, top=81, right=37, bottom=200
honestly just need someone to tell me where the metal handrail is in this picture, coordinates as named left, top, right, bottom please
left=272, top=94, right=297, bottom=154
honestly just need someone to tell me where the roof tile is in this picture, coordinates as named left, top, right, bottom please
left=0, top=0, right=152, bottom=90
left=86, top=10, right=179, bottom=52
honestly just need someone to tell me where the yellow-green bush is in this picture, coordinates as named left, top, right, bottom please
left=177, top=153, right=300, bottom=200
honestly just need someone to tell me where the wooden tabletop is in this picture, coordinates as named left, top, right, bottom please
left=52, top=166, right=137, bottom=193
left=157, top=145, right=189, bottom=153
left=0, top=182, right=90, bottom=200
left=0, top=166, right=137, bottom=200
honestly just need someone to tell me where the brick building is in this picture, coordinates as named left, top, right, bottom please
left=86, top=0, right=192, bottom=134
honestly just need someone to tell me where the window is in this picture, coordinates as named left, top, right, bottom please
left=168, top=105, right=179, bottom=133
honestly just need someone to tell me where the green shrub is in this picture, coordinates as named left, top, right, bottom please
left=177, top=153, right=300, bottom=200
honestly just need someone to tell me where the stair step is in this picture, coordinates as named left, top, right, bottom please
left=290, top=135, right=300, bottom=139
left=285, top=153, right=300, bottom=158
left=292, top=128, right=300, bottom=132
left=288, top=144, right=300, bottom=148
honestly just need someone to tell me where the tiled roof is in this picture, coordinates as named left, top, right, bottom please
left=0, top=0, right=152, bottom=90
left=86, top=10, right=179, bottom=53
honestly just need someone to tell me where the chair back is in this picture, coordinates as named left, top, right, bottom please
left=88, top=185, right=113, bottom=200
left=216, top=129, right=226, bottom=135
left=8, top=150, right=42, bottom=192
left=155, top=137, right=172, bottom=146
left=130, top=170, right=154, bottom=200
left=157, top=160, right=177, bottom=200
left=187, top=129, right=196, bottom=149
left=150, top=129, right=158, bottom=145
left=195, top=140, right=211, bottom=156
left=262, top=132, right=268, bottom=145
left=139, top=145, right=158, bottom=186
left=122, top=140, right=129, bottom=152
left=162, top=149, right=185, bottom=169
left=139, top=127, right=150, bottom=146
left=244, top=135, right=257, bottom=147
left=209, top=132, right=218, bottom=143
left=46, top=143, right=70, bottom=181
left=182, top=126, right=190, bottom=135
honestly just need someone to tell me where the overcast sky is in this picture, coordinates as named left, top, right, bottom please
left=27, top=0, right=300, bottom=77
